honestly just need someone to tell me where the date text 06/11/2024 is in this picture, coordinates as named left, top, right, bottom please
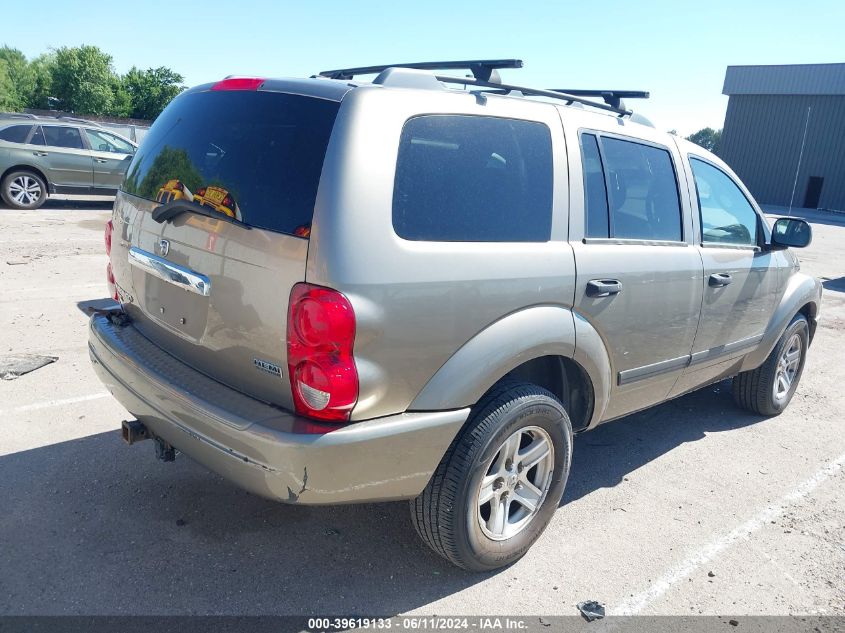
left=306, top=617, right=529, bottom=631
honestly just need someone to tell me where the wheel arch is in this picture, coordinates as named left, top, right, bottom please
left=408, top=305, right=612, bottom=431
left=1, top=164, right=52, bottom=194
left=740, top=272, right=822, bottom=372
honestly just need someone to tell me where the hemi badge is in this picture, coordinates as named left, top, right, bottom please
left=254, top=358, right=282, bottom=378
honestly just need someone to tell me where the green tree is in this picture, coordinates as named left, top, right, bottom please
left=51, top=45, right=116, bottom=115
left=0, top=46, right=33, bottom=110
left=123, top=66, right=185, bottom=120
left=686, top=127, right=722, bottom=154
left=125, top=146, right=203, bottom=200
left=110, top=75, right=132, bottom=118
left=0, top=60, right=18, bottom=111
left=28, top=53, right=56, bottom=109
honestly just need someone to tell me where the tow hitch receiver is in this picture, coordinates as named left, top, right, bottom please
left=121, top=419, right=149, bottom=445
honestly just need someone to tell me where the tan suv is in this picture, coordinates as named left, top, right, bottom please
left=89, top=61, right=821, bottom=570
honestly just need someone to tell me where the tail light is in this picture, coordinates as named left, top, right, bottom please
left=104, top=220, right=117, bottom=300
left=286, top=283, right=358, bottom=422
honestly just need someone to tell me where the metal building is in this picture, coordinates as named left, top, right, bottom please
left=719, top=63, right=845, bottom=211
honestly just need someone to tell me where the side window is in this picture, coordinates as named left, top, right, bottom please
left=0, top=125, right=33, bottom=143
left=85, top=129, right=134, bottom=154
left=600, top=137, right=682, bottom=241
left=392, top=115, right=553, bottom=242
left=42, top=126, right=84, bottom=149
left=580, top=133, right=609, bottom=238
left=689, top=158, right=758, bottom=246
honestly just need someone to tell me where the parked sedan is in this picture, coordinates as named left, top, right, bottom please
left=0, top=116, right=137, bottom=209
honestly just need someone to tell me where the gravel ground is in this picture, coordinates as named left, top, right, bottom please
left=0, top=201, right=843, bottom=617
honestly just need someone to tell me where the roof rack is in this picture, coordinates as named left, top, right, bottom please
left=548, top=89, right=649, bottom=110
left=434, top=75, right=634, bottom=117
left=319, top=59, right=523, bottom=82
left=56, top=115, right=103, bottom=127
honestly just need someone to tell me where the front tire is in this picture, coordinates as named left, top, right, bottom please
left=732, top=314, right=809, bottom=415
left=410, top=381, right=573, bottom=571
left=1, top=170, right=47, bottom=210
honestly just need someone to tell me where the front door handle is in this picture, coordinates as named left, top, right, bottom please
left=33, top=151, right=48, bottom=157
left=95, top=158, right=109, bottom=163
left=709, top=273, right=733, bottom=287
left=586, top=279, right=622, bottom=297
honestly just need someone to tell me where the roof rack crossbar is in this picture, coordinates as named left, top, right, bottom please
left=435, top=75, right=633, bottom=117
left=319, top=59, right=523, bottom=82
left=549, top=89, right=649, bottom=109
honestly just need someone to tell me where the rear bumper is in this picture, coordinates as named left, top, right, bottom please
left=88, top=314, right=468, bottom=504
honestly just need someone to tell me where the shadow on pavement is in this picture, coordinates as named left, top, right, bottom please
left=564, top=379, right=764, bottom=505
left=821, top=276, right=845, bottom=293
left=0, top=380, right=765, bottom=615
left=43, top=199, right=114, bottom=210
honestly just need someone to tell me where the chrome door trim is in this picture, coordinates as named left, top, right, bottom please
left=128, top=247, right=211, bottom=297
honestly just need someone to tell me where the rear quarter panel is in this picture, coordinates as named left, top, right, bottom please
left=307, top=87, right=575, bottom=420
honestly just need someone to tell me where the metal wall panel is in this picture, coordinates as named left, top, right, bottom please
left=724, top=64, right=845, bottom=96
left=719, top=94, right=845, bottom=210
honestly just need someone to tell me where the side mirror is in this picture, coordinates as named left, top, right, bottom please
left=771, top=217, right=812, bottom=249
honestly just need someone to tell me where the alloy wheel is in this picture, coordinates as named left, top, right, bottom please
left=9, top=175, right=42, bottom=206
left=774, top=333, right=802, bottom=400
left=476, top=426, right=555, bottom=541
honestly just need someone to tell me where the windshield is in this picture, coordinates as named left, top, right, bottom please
left=122, top=89, right=340, bottom=236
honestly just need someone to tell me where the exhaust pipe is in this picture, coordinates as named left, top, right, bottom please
left=121, top=419, right=149, bottom=445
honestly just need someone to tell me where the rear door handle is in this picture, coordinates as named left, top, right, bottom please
left=709, top=273, right=733, bottom=287
left=586, top=279, right=622, bottom=297
left=33, top=151, right=48, bottom=157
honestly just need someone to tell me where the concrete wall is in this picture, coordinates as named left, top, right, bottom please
left=719, top=94, right=845, bottom=211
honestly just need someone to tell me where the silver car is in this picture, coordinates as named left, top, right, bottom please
left=0, top=115, right=136, bottom=209
left=88, top=60, right=821, bottom=571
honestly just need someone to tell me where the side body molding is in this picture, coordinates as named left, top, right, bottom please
left=739, top=271, right=822, bottom=372
left=409, top=306, right=613, bottom=430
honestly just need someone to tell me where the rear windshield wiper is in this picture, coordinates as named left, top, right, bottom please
left=151, top=199, right=251, bottom=229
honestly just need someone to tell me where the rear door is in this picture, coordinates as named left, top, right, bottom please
left=34, top=125, right=94, bottom=189
left=84, top=128, right=135, bottom=190
left=568, top=128, right=703, bottom=421
left=115, top=87, right=341, bottom=410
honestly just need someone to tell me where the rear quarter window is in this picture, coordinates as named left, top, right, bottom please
left=0, top=125, right=32, bottom=143
left=122, top=90, right=339, bottom=236
left=392, top=115, right=553, bottom=242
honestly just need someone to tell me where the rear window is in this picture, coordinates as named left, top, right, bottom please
left=122, top=90, right=340, bottom=236
left=392, top=115, right=553, bottom=242
left=0, top=124, right=32, bottom=143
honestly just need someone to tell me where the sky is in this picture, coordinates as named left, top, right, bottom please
left=3, top=0, right=844, bottom=135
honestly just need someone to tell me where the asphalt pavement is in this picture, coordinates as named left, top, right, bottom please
left=0, top=200, right=843, bottom=617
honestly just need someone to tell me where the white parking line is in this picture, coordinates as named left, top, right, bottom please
left=0, top=393, right=110, bottom=417
left=612, top=450, right=845, bottom=615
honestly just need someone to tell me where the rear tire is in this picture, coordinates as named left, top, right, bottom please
left=1, top=170, right=47, bottom=210
left=410, top=381, right=573, bottom=571
left=732, top=314, right=809, bottom=416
